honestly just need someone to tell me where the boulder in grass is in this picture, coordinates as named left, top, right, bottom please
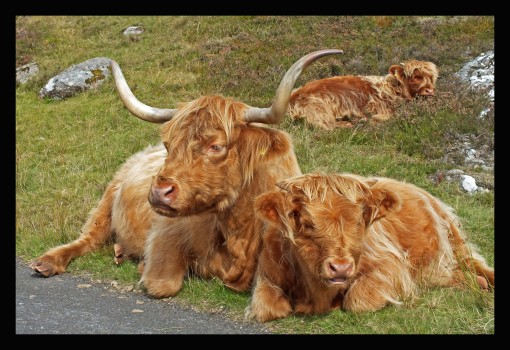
left=38, top=57, right=112, bottom=100
left=123, top=26, right=144, bottom=36
left=16, top=62, right=40, bottom=85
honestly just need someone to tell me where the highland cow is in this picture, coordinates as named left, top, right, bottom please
left=30, top=50, right=344, bottom=298
left=287, top=60, right=438, bottom=129
left=245, top=172, right=494, bottom=322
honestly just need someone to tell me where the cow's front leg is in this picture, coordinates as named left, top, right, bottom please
left=139, top=228, right=187, bottom=298
left=222, top=235, right=261, bottom=292
left=245, top=276, right=292, bottom=322
left=245, top=229, right=294, bottom=321
left=342, top=275, right=396, bottom=312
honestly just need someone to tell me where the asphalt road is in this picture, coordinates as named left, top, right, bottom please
left=15, top=258, right=272, bottom=334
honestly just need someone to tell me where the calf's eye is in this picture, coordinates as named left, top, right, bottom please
left=208, top=144, right=223, bottom=153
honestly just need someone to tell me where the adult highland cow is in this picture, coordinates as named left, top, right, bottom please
left=30, top=50, right=343, bottom=298
left=287, top=60, right=438, bottom=129
left=245, top=172, right=494, bottom=322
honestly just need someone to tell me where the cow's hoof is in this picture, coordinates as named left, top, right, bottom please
left=137, top=260, right=145, bottom=274
left=141, top=278, right=182, bottom=298
left=477, top=275, right=489, bottom=290
left=223, top=265, right=244, bottom=284
left=29, top=260, right=59, bottom=277
left=224, top=275, right=251, bottom=292
left=244, top=301, right=292, bottom=322
left=113, top=243, right=125, bottom=265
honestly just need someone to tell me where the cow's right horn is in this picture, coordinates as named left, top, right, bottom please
left=110, top=60, right=176, bottom=123
left=243, top=49, right=343, bottom=124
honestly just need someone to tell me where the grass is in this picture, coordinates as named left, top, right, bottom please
left=16, top=16, right=494, bottom=334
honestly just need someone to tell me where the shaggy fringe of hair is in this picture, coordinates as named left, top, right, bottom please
left=163, top=95, right=246, bottom=143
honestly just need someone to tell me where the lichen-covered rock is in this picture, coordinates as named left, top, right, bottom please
left=38, top=57, right=112, bottom=100
left=16, top=62, right=39, bottom=85
left=123, top=26, right=144, bottom=35
left=456, top=51, right=494, bottom=102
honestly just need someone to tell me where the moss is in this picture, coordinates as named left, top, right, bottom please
left=85, top=68, right=106, bottom=85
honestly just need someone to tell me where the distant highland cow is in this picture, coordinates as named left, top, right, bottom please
left=246, top=172, right=493, bottom=322
left=288, top=60, right=438, bottom=129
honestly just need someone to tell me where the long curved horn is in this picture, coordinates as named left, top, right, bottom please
left=110, top=60, right=176, bottom=123
left=243, top=49, right=343, bottom=124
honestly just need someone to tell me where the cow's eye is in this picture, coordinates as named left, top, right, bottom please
left=289, top=210, right=299, bottom=219
left=208, top=144, right=223, bottom=153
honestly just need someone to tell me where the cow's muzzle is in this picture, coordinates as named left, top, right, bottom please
left=323, top=258, right=354, bottom=285
left=148, top=178, right=180, bottom=216
left=419, top=88, right=435, bottom=97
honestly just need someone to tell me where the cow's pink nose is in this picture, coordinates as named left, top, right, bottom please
left=327, top=261, right=353, bottom=279
left=423, top=88, right=434, bottom=96
left=149, top=178, right=179, bottom=207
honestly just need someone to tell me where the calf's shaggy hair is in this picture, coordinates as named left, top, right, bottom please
left=245, top=172, right=494, bottom=322
left=287, top=60, right=438, bottom=129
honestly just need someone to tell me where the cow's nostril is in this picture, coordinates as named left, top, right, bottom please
left=165, top=186, right=174, bottom=196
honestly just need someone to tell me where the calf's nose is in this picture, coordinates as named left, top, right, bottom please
left=327, top=261, right=353, bottom=278
left=423, top=88, right=434, bottom=96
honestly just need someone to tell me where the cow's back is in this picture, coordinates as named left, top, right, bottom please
left=369, top=177, right=460, bottom=278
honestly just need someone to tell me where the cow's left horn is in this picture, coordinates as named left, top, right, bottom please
left=110, top=60, right=176, bottom=123
left=243, top=49, right=343, bottom=124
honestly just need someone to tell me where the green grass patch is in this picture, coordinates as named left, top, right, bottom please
left=16, top=16, right=494, bottom=334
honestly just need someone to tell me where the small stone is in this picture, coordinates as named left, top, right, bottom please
left=16, top=62, right=39, bottom=85
left=122, top=285, right=134, bottom=292
left=444, top=169, right=464, bottom=177
left=77, top=284, right=92, bottom=288
left=461, top=175, right=477, bottom=193
left=123, top=26, right=144, bottom=36
left=132, top=309, right=144, bottom=313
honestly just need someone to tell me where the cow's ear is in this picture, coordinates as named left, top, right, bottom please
left=389, top=64, right=405, bottom=80
left=237, top=126, right=294, bottom=180
left=254, top=191, right=285, bottom=228
left=239, top=126, right=293, bottom=160
left=363, top=184, right=402, bottom=225
left=276, top=180, right=306, bottom=197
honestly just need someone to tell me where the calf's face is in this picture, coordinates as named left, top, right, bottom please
left=255, top=174, right=401, bottom=288
left=389, top=60, right=438, bottom=98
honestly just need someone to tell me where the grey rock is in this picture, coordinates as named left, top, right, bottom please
left=476, top=164, right=493, bottom=172
left=123, top=26, right=144, bottom=36
left=456, top=51, right=494, bottom=103
left=444, top=169, right=465, bottom=177
left=38, top=57, right=112, bottom=100
left=16, top=62, right=39, bottom=85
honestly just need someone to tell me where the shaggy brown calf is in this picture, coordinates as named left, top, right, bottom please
left=245, top=172, right=494, bottom=322
left=30, top=50, right=343, bottom=298
left=287, top=60, right=438, bottom=129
